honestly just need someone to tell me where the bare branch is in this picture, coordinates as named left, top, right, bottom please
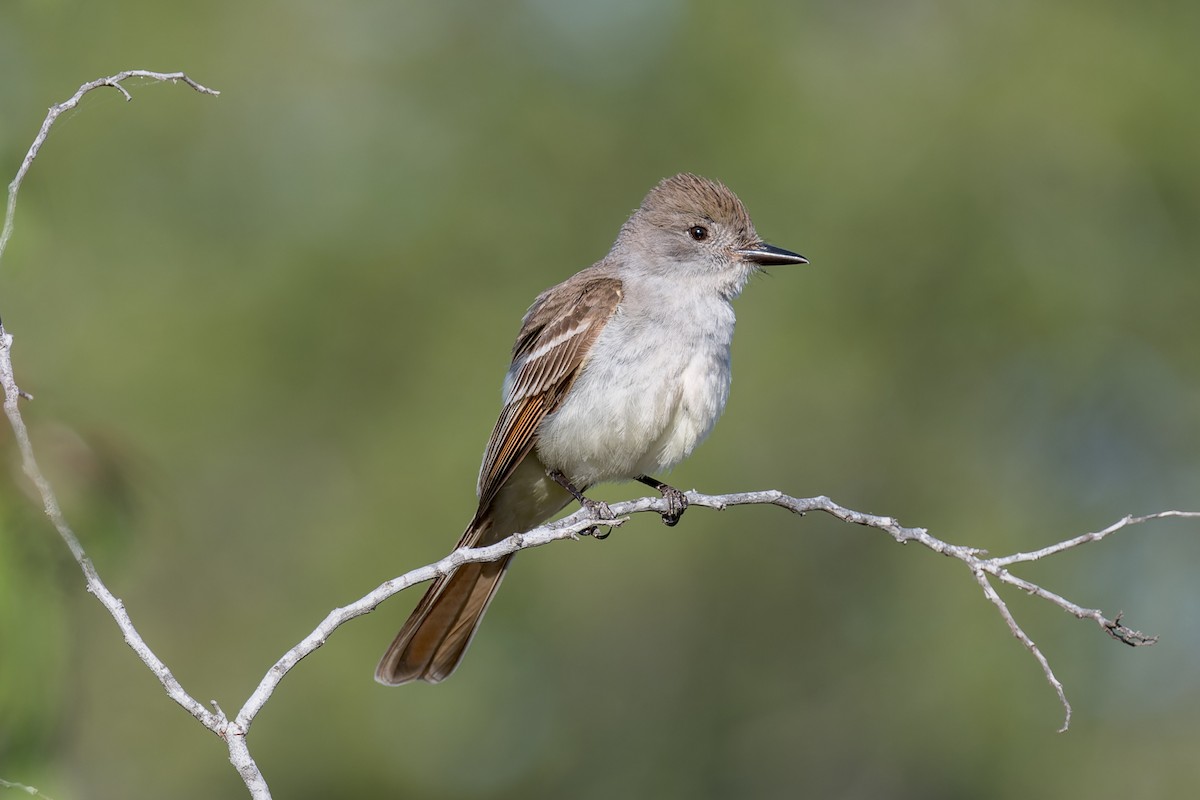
left=0, top=69, right=225, bottom=725
left=228, top=493, right=1197, bottom=739
left=972, top=567, right=1073, bottom=730
left=989, top=510, right=1195, bottom=567
left=234, top=515, right=616, bottom=728
left=1, top=70, right=219, bottom=269
left=0, top=67, right=240, bottom=784
left=1, top=330, right=222, bottom=733
left=0, top=777, right=57, bottom=800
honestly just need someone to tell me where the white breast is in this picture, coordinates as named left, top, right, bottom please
left=534, top=282, right=735, bottom=487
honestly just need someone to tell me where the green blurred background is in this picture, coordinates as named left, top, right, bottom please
left=2, top=0, right=1198, bottom=797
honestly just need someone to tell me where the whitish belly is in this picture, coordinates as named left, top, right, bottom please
left=534, top=317, right=732, bottom=487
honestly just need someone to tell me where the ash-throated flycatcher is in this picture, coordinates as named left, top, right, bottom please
left=375, top=173, right=806, bottom=685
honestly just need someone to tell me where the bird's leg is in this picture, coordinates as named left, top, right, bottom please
left=548, top=469, right=615, bottom=539
left=636, top=475, right=689, bottom=527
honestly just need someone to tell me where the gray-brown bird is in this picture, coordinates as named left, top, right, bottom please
left=376, top=173, right=806, bottom=685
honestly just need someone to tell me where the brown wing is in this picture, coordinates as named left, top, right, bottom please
left=476, top=274, right=623, bottom=508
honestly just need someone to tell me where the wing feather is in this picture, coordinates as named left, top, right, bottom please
left=476, top=275, right=622, bottom=507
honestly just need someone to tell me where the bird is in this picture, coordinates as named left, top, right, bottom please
left=375, top=173, right=806, bottom=685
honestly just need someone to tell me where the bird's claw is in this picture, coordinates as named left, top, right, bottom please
left=581, top=497, right=616, bottom=539
left=659, top=486, right=688, bottom=527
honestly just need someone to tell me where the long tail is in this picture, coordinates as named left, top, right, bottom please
left=376, top=456, right=573, bottom=685
left=374, top=517, right=511, bottom=685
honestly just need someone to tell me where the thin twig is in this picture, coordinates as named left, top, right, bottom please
left=0, top=777, right=57, bottom=800
left=1, top=70, right=219, bottom=269
left=232, top=493, right=1197, bottom=738
left=988, top=511, right=1194, bottom=567
left=0, top=68, right=239, bottom=788
left=973, top=568, right=1073, bottom=730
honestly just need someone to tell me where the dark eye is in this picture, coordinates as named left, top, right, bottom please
left=688, top=225, right=709, bottom=241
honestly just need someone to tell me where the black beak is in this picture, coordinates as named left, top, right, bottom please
left=736, top=242, right=808, bottom=266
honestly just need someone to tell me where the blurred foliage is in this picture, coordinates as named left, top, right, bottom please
left=1, top=0, right=1198, bottom=798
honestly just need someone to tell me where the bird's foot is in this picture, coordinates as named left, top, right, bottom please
left=548, top=469, right=616, bottom=540
left=637, top=475, right=689, bottom=527
left=579, top=496, right=616, bottom=539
